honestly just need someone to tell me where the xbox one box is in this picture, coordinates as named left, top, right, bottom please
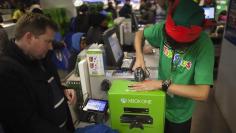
left=108, top=80, right=165, bottom=133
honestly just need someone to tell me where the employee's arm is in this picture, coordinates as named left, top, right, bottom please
left=130, top=80, right=210, bottom=101
left=133, top=30, right=145, bottom=70
left=168, top=84, right=210, bottom=101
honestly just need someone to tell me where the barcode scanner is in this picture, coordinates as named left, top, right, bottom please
left=134, top=67, right=150, bottom=82
left=101, top=79, right=111, bottom=91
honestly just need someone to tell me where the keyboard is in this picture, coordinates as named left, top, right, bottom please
left=121, top=57, right=136, bottom=71
left=105, top=70, right=134, bottom=79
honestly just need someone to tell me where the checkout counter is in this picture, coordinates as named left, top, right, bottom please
left=88, top=50, right=160, bottom=100
left=64, top=47, right=160, bottom=100
left=64, top=46, right=165, bottom=132
left=63, top=19, right=165, bottom=132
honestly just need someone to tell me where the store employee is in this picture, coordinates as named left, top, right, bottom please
left=131, top=0, right=214, bottom=133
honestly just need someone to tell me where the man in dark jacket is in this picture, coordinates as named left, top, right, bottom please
left=0, top=13, right=76, bottom=133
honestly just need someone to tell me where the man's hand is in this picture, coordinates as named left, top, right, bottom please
left=64, top=89, right=77, bottom=105
left=129, top=80, right=162, bottom=91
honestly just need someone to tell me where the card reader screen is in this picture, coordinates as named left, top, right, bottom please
left=85, top=99, right=107, bottom=112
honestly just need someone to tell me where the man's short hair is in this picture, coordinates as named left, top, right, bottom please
left=15, top=13, right=58, bottom=40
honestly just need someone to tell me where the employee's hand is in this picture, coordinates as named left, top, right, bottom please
left=129, top=80, right=162, bottom=91
left=132, top=55, right=145, bottom=71
left=64, top=89, right=77, bottom=105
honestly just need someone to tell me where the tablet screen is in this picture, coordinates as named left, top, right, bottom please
left=83, top=99, right=108, bottom=112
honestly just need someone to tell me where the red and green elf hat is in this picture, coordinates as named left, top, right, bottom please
left=165, top=0, right=205, bottom=43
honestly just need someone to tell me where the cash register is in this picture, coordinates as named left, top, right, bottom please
left=102, top=27, right=136, bottom=71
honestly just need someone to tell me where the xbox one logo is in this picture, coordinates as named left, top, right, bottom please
left=120, top=98, right=152, bottom=105
left=120, top=98, right=127, bottom=103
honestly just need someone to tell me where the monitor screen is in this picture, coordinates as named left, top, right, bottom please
left=203, top=6, right=215, bottom=19
left=108, top=33, right=123, bottom=62
left=103, top=27, right=124, bottom=68
left=83, top=99, right=108, bottom=112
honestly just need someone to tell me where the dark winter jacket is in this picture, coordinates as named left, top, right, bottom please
left=0, top=40, right=74, bottom=133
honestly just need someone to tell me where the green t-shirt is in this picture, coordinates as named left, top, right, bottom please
left=144, top=22, right=214, bottom=123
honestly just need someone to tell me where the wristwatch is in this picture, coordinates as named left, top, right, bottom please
left=162, top=80, right=171, bottom=92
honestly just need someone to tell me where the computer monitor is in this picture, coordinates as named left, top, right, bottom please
left=202, top=6, right=215, bottom=20
left=103, top=27, right=124, bottom=68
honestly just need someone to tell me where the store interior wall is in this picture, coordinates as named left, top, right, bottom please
left=214, top=38, right=236, bottom=132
